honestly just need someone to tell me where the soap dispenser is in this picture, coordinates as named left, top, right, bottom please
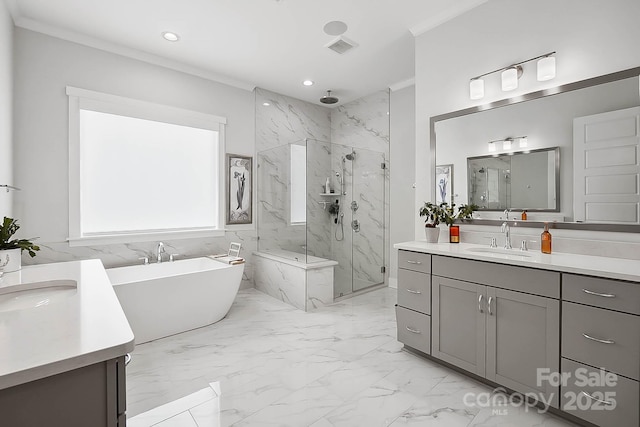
left=541, top=222, right=552, bottom=254
left=325, top=177, right=331, bottom=194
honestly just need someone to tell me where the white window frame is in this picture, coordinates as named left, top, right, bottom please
left=67, top=86, right=227, bottom=246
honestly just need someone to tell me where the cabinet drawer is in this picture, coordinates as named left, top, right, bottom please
left=398, top=250, right=431, bottom=274
left=562, top=302, right=640, bottom=380
left=432, top=255, right=560, bottom=299
left=397, top=269, right=430, bottom=314
left=561, top=358, right=639, bottom=427
left=563, top=274, right=640, bottom=315
left=396, top=305, right=431, bottom=355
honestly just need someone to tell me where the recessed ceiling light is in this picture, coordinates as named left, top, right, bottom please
left=323, top=21, right=348, bottom=36
left=162, top=32, right=180, bottom=42
left=262, top=102, right=270, bottom=107
left=303, top=80, right=314, bottom=86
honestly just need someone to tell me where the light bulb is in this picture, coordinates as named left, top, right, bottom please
left=469, top=79, right=484, bottom=100
left=501, top=67, right=518, bottom=91
left=503, top=139, right=512, bottom=150
left=537, top=56, right=556, bottom=81
left=519, top=137, right=528, bottom=148
left=488, top=141, right=496, bottom=152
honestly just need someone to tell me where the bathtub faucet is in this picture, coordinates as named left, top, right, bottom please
left=157, top=242, right=165, bottom=263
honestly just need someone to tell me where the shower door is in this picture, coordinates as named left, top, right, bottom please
left=333, top=145, right=386, bottom=297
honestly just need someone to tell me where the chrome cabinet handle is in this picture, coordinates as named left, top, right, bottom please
left=406, top=260, right=422, bottom=265
left=406, top=289, right=422, bottom=294
left=487, top=296, right=493, bottom=315
left=582, top=289, right=616, bottom=298
left=406, top=326, right=421, bottom=334
left=478, top=294, right=484, bottom=313
left=125, top=353, right=132, bottom=366
left=581, top=391, right=614, bottom=406
left=582, top=333, right=615, bottom=345
left=138, top=257, right=149, bottom=265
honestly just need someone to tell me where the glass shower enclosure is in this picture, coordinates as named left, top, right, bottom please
left=257, top=138, right=386, bottom=297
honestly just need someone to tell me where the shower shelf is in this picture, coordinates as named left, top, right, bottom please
left=319, top=193, right=342, bottom=196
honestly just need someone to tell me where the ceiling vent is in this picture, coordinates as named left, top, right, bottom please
left=325, top=36, right=358, bottom=55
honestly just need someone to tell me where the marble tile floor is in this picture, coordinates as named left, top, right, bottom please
left=126, top=287, right=578, bottom=427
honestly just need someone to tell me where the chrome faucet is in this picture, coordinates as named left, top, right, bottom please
left=501, top=222, right=512, bottom=249
left=157, top=242, right=165, bottom=263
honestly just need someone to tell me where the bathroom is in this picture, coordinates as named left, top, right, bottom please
left=0, top=0, right=639, bottom=426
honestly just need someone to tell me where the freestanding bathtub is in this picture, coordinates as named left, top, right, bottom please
left=107, top=257, right=244, bottom=344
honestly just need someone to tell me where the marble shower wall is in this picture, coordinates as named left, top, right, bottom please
left=255, top=88, right=332, bottom=262
left=331, top=90, right=390, bottom=294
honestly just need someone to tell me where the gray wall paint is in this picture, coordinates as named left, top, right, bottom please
left=13, top=28, right=257, bottom=286
left=0, top=1, right=12, bottom=217
left=389, top=85, right=415, bottom=286
left=414, top=0, right=640, bottom=245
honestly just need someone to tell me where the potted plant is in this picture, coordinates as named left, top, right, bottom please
left=419, top=202, right=447, bottom=242
left=419, top=202, right=478, bottom=243
left=0, top=217, right=40, bottom=272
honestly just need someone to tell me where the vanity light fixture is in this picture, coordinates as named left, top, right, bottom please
left=519, top=136, right=529, bottom=148
left=161, top=31, right=180, bottom=42
left=469, top=51, right=556, bottom=100
left=502, top=138, right=513, bottom=150
left=488, top=141, right=497, bottom=152
left=487, top=136, right=527, bottom=152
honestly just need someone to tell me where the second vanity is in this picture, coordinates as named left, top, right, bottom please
left=394, top=241, right=640, bottom=427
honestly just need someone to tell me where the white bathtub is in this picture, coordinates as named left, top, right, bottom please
left=107, top=257, right=244, bottom=344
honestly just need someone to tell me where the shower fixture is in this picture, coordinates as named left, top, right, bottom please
left=320, top=90, right=339, bottom=104
left=344, top=150, right=356, bottom=160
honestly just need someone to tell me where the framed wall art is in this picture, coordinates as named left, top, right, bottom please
left=435, top=164, right=453, bottom=205
left=226, top=154, right=252, bottom=225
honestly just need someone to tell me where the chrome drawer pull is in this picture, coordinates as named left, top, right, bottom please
left=406, top=326, right=421, bottom=334
left=406, top=289, right=422, bottom=294
left=581, top=391, right=614, bottom=406
left=582, top=289, right=615, bottom=298
left=582, top=333, right=615, bottom=345
left=487, top=296, right=493, bottom=316
left=478, top=294, right=484, bottom=313
left=406, top=260, right=422, bottom=265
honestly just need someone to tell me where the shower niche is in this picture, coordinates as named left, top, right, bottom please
left=257, top=139, right=386, bottom=299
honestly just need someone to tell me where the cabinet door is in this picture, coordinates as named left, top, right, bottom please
left=432, top=276, right=486, bottom=377
left=486, top=287, right=560, bottom=408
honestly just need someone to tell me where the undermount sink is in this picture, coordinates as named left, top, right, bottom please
left=465, top=247, right=533, bottom=258
left=0, top=280, right=77, bottom=313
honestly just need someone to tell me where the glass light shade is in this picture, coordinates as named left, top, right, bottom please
left=537, top=56, right=556, bottom=81
left=503, top=139, right=512, bottom=150
left=488, top=142, right=496, bottom=152
left=469, top=79, right=484, bottom=100
left=501, top=67, right=518, bottom=91
left=519, top=136, right=528, bottom=148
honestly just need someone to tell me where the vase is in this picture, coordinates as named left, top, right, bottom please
left=424, top=227, right=440, bottom=243
left=0, top=248, right=21, bottom=272
left=449, top=225, right=460, bottom=243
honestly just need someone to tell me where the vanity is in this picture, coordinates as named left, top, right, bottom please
left=394, top=242, right=639, bottom=427
left=0, top=259, right=135, bottom=427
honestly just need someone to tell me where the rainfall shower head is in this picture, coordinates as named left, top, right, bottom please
left=320, top=90, right=339, bottom=104
left=478, top=167, right=485, bottom=173
left=345, top=150, right=356, bottom=161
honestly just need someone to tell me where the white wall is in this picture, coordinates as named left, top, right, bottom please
left=0, top=0, right=12, bottom=217
left=415, top=0, right=640, bottom=239
left=389, top=85, right=415, bottom=287
left=13, top=28, right=256, bottom=280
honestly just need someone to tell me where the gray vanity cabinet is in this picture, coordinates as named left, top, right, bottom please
left=431, top=255, right=560, bottom=408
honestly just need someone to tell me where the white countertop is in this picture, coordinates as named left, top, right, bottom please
left=0, top=259, right=134, bottom=390
left=394, top=241, right=640, bottom=283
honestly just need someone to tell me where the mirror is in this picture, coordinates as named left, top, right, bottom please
left=431, top=67, right=640, bottom=229
left=467, top=147, right=559, bottom=211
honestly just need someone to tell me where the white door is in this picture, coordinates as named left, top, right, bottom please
left=573, top=106, right=640, bottom=223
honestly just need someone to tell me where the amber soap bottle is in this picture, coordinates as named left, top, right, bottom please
left=541, top=223, right=552, bottom=254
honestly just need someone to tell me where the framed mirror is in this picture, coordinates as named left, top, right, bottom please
left=431, top=66, right=640, bottom=231
left=467, top=147, right=559, bottom=212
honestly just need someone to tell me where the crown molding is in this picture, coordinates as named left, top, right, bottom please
left=13, top=16, right=256, bottom=92
left=410, top=0, right=488, bottom=37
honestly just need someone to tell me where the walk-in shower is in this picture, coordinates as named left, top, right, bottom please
left=256, top=139, right=386, bottom=298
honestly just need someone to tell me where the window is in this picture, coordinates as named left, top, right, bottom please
left=67, top=87, right=227, bottom=245
left=290, top=144, right=306, bottom=224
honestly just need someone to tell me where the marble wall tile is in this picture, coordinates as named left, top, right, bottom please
left=24, top=231, right=257, bottom=289
left=306, top=267, right=334, bottom=310
left=253, top=255, right=306, bottom=310
left=255, top=88, right=331, bottom=153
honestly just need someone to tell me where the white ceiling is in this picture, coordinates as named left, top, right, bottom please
left=5, top=0, right=486, bottom=106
